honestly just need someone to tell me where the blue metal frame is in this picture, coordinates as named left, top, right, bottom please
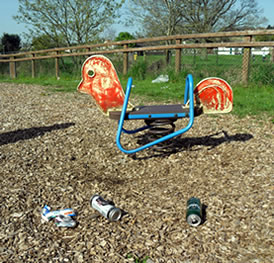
left=116, top=74, right=195, bottom=154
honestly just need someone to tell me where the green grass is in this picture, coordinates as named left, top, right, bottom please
left=232, top=84, right=274, bottom=119
left=126, top=253, right=149, bottom=263
left=0, top=74, right=273, bottom=121
left=0, top=53, right=273, bottom=120
left=0, top=74, right=80, bottom=92
left=125, top=79, right=273, bottom=120
left=121, top=78, right=186, bottom=103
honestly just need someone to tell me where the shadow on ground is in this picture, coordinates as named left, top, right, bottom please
left=133, top=130, right=253, bottom=160
left=0, top=123, right=75, bottom=146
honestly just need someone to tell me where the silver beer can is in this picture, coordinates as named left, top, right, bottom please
left=90, top=194, right=122, bottom=222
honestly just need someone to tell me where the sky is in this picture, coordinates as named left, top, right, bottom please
left=0, top=0, right=274, bottom=41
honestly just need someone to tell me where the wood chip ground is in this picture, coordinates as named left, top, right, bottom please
left=0, top=83, right=273, bottom=263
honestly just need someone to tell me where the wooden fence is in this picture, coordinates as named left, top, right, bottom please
left=1, top=29, right=274, bottom=83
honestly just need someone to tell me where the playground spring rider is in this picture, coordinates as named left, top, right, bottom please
left=77, top=55, right=233, bottom=154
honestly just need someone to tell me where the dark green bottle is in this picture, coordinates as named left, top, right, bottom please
left=186, top=197, right=202, bottom=227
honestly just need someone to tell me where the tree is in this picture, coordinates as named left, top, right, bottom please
left=32, top=34, right=64, bottom=50
left=127, top=0, right=267, bottom=37
left=115, top=32, right=135, bottom=42
left=1, top=33, right=21, bottom=53
left=14, top=0, right=125, bottom=47
left=179, top=0, right=267, bottom=33
left=126, top=0, right=184, bottom=37
left=115, top=32, right=136, bottom=47
left=126, top=1, right=188, bottom=64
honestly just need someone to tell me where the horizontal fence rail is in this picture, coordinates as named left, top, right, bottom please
left=1, top=29, right=274, bottom=83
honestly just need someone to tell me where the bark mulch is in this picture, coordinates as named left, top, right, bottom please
left=0, top=83, right=273, bottom=263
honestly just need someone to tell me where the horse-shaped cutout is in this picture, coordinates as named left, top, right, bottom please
left=78, top=55, right=233, bottom=154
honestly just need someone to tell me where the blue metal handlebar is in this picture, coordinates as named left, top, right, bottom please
left=116, top=74, right=195, bottom=154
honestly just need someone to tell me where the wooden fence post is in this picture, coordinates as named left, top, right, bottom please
left=31, top=53, right=36, bottom=78
left=9, top=56, right=16, bottom=79
left=86, top=48, right=91, bottom=58
left=242, top=36, right=252, bottom=84
left=55, top=51, right=60, bottom=79
left=165, top=49, right=171, bottom=66
left=175, top=39, right=182, bottom=74
left=123, top=44, right=128, bottom=75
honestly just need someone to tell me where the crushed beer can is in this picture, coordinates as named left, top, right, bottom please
left=41, top=205, right=76, bottom=227
left=186, top=197, right=202, bottom=227
left=54, top=215, right=76, bottom=227
left=90, top=194, right=122, bottom=221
